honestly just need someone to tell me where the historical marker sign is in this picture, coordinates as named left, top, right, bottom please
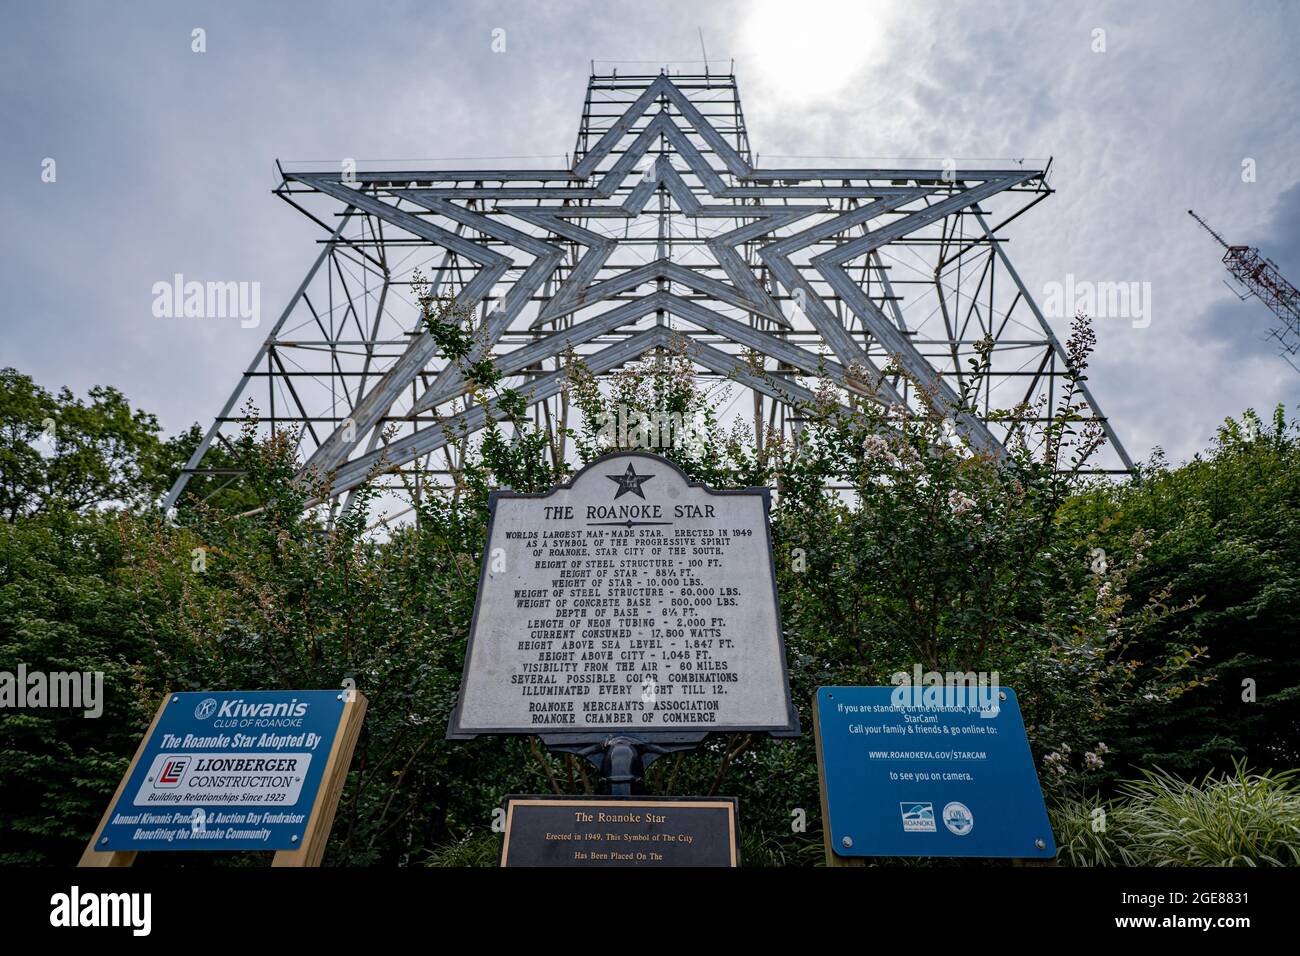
left=814, top=686, right=1056, bottom=860
left=92, top=690, right=352, bottom=853
left=499, top=796, right=738, bottom=867
left=447, top=452, right=799, bottom=740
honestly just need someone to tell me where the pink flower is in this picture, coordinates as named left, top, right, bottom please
left=948, top=490, right=976, bottom=515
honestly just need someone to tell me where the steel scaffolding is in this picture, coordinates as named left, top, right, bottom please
left=166, top=68, right=1133, bottom=515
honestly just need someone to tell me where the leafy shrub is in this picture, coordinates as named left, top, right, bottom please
left=1059, top=407, right=1300, bottom=779
left=424, top=831, right=500, bottom=867
left=2, top=316, right=1297, bottom=865
left=1052, top=763, right=1300, bottom=866
left=1121, top=764, right=1300, bottom=866
left=1051, top=794, right=1138, bottom=867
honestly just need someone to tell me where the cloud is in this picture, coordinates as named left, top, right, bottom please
left=2, top=0, right=1298, bottom=468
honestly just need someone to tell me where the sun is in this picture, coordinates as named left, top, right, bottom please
left=739, top=0, right=897, bottom=102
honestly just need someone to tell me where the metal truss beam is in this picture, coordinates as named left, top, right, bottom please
left=170, top=68, right=1132, bottom=513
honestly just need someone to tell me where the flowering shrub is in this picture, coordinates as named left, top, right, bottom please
left=6, top=304, right=1286, bottom=865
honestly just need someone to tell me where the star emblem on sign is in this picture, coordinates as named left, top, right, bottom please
left=607, top=463, right=654, bottom=500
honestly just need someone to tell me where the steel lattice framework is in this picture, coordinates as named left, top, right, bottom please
left=166, top=69, right=1132, bottom=516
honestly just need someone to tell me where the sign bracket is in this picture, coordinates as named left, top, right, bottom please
left=541, top=732, right=706, bottom=795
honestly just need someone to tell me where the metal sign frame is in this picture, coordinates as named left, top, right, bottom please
left=498, top=794, right=740, bottom=867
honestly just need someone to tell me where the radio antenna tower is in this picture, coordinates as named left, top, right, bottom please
left=1189, top=209, right=1300, bottom=372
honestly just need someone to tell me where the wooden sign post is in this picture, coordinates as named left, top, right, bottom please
left=78, top=695, right=170, bottom=869
left=80, top=689, right=367, bottom=868
left=273, top=691, right=367, bottom=867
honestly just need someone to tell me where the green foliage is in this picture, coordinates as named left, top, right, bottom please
left=1059, top=406, right=1300, bottom=779
left=1051, top=793, right=1138, bottom=866
left=159, top=420, right=265, bottom=515
left=0, top=515, right=154, bottom=864
left=1052, top=763, right=1300, bottom=866
left=424, top=830, right=500, bottom=867
left=0, top=367, right=170, bottom=518
left=755, top=322, right=1204, bottom=822
left=1, top=309, right=1297, bottom=866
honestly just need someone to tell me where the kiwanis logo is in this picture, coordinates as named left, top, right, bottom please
left=194, top=697, right=218, bottom=720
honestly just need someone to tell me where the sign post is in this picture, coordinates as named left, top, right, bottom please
left=448, top=451, right=799, bottom=864
left=80, top=689, right=367, bottom=867
left=448, top=451, right=799, bottom=794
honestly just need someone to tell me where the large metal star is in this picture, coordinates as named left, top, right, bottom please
left=286, top=79, right=1040, bottom=494
left=166, top=68, right=1133, bottom=511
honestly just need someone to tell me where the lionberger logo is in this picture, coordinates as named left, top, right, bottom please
left=900, top=802, right=936, bottom=833
left=156, top=756, right=189, bottom=788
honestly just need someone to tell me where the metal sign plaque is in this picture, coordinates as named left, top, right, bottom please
left=815, top=686, right=1057, bottom=859
left=499, top=796, right=739, bottom=867
left=97, top=690, right=347, bottom=852
left=447, top=452, right=799, bottom=741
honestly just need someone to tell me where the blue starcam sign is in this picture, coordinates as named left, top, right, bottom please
left=815, top=685, right=1056, bottom=859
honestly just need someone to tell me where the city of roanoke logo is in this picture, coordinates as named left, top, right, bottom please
left=900, top=801, right=936, bottom=833
left=194, top=697, right=218, bottom=720
left=607, top=463, right=654, bottom=500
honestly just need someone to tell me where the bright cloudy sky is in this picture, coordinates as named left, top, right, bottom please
left=3, top=0, right=1298, bottom=465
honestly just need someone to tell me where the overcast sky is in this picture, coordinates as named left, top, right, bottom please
left=3, top=0, right=1298, bottom=465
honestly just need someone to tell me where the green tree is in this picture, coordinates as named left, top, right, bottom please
left=1060, top=406, right=1300, bottom=779
left=0, top=367, right=169, bottom=518
left=1, top=316, right=1292, bottom=866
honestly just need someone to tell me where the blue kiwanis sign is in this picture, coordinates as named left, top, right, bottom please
left=97, top=690, right=347, bottom=851
left=815, top=685, right=1056, bottom=859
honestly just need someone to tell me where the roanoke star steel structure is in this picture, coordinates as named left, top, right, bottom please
left=166, top=68, right=1132, bottom=513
